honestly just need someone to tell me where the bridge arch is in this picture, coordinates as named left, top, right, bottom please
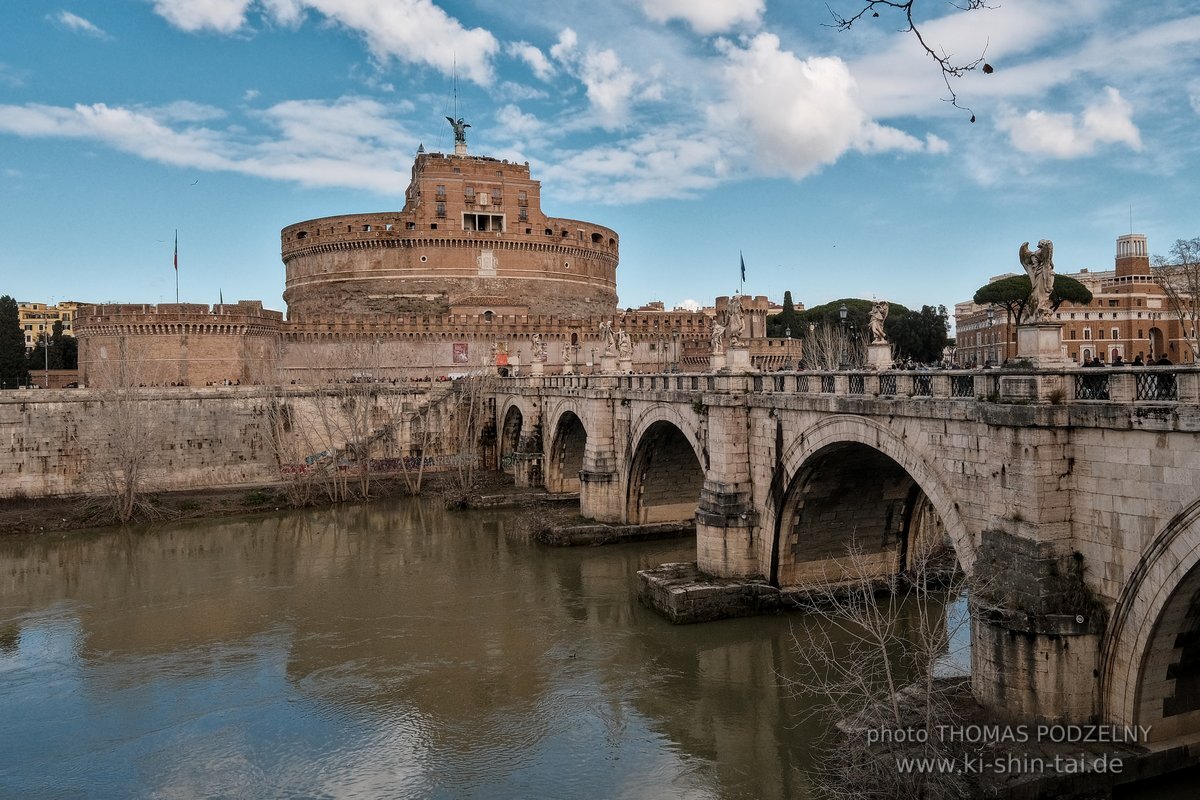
left=626, top=405, right=706, bottom=525
left=545, top=409, right=587, bottom=494
left=774, top=415, right=976, bottom=586
left=1102, top=498, right=1200, bottom=739
left=497, top=396, right=537, bottom=472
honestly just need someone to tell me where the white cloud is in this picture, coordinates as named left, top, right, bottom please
left=998, top=87, right=1142, bottom=158
left=295, top=0, right=498, bottom=85
left=150, top=0, right=498, bottom=84
left=539, top=127, right=727, bottom=201
left=259, top=0, right=305, bottom=26
left=549, top=27, right=577, bottom=62
left=52, top=11, right=110, bottom=38
left=151, top=0, right=252, bottom=34
left=547, top=28, right=641, bottom=128
left=495, top=104, right=545, bottom=140
left=0, top=98, right=415, bottom=194
left=639, top=0, right=763, bottom=35
left=243, top=88, right=260, bottom=102
left=674, top=299, right=702, bottom=311
left=925, top=134, right=950, bottom=155
left=712, top=34, right=938, bottom=180
left=0, top=62, right=27, bottom=88
left=508, top=41, right=554, bottom=81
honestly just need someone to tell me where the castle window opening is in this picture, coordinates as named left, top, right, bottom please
left=484, top=310, right=494, bottom=322
left=296, top=231, right=307, bottom=239
left=519, top=207, right=527, bottom=221
left=430, top=223, right=438, bottom=230
left=363, top=224, right=371, bottom=232
left=463, top=213, right=505, bottom=232
left=525, top=228, right=532, bottom=234
left=591, top=232, right=602, bottom=244
left=436, top=203, right=446, bottom=218
left=1111, top=328, right=1120, bottom=340
left=545, top=228, right=553, bottom=235
left=385, top=224, right=393, bottom=231
left=406, top=222, right=416, bottom=230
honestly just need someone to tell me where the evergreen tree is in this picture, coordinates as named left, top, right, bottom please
left=0, top=295, right=30, bottom=389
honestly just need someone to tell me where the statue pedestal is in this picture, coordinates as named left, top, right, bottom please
left=618, top=357, right=633, bottom=374
left=709, top=353, right=726, bottom=372
left=600, top=354, right=618, bottom=374
left=866, top=342, right=893, bottom=370
left=530, top=361, right=544, bottom=376
left=509, top=354, right=521, bottom=376
left=562, top=363, right=575, bottom=375
left=1016, top=323, right=1069, bottom=367
left=726, top=347, right=753, bottom=373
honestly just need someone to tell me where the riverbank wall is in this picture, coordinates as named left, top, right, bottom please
left=0, top=385, right=437, bottom=499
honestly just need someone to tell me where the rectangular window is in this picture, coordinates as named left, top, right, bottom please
left=436, top=202, right=446, bottom=218
left=1098, top=329, right=1105, bottom=339
left=1112, top=328, right=1120, bottom=340
left=435, top=184, right=446, bottom=199
left=1108, top=299, right=1119, bottom=307
left=518, top=190, right=527, bottom=206
left=465, top=186, right=475, bottom=201
left=518, top=207, right=527, bottom=221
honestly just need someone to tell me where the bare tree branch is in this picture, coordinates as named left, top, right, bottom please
left=828, top=0, right=992, bottom=119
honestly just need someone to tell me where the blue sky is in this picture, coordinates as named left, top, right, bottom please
left=2, top=1, right=1198, bottom=327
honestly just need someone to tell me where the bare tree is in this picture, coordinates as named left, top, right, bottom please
left=803, top=322, right=866, bottom=370
left=1154, top=237, right=1200, bottom=361
left=829, top=0, right=992, bottom=119
left=80, top=352, right=162, bottom=524
left=785, top=538, right=974, bottom=799
left=437, top=360, right=496, bottom=508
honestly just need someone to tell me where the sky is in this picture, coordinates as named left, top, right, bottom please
left=2, top=1, right=1198, bottom=329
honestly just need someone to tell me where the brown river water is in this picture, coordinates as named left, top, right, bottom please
left=0, top=498, right=838, bottom=799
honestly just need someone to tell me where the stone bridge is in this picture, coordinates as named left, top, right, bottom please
left=491, top=365, right=1200, bottom=742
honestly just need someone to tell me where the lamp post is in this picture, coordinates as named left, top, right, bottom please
left=672, top=330, right=680, bottom=373
left=784, top=326, right=793, bottom=370
left=838, top=303, right=849, bottom=370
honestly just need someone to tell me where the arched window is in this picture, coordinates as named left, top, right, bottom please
left=483, top=310, right=494, bottom=322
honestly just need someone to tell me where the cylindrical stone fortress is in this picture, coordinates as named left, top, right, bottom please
left=281, top=152, right=619, bottom=318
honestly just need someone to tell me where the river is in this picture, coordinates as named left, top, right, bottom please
left=0, top=497, right=971, bottom=799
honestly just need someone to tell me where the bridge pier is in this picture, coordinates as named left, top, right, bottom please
left=578, top=401, right=623, bottom=522
left=695, top=402, right=761, bottom=578
left=970, top=528, right=1105, bottom=724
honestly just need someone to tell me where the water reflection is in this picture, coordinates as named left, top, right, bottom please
left=0, top=498, right=941, bottom=799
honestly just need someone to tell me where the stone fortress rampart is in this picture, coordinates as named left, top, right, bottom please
left=76, top=301, right=282, bottom=387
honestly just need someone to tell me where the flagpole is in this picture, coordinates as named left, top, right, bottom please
left=174, top=229, right=179, bottom=304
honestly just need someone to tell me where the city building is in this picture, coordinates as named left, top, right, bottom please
left=955, top=234, right=1190, bottom=366
left=17, top=301, right=84, bottom=350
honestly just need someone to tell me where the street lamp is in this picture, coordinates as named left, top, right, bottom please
left=672, top=330, right=680, bottom=373
left=784, top=326, right=793, bottom=370
left=838, top=304, right=849, bottom=370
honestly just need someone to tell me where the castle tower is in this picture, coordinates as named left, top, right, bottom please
left=281, top=147, right=619, bottom=318
left=1115, top=233, right=1151, bottom=277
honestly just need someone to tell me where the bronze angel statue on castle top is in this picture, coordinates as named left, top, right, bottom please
left=446, top=116, right=470, bottom=143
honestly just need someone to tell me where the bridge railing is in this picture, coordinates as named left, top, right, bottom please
left=495, top=366, right=1199, bottom=405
